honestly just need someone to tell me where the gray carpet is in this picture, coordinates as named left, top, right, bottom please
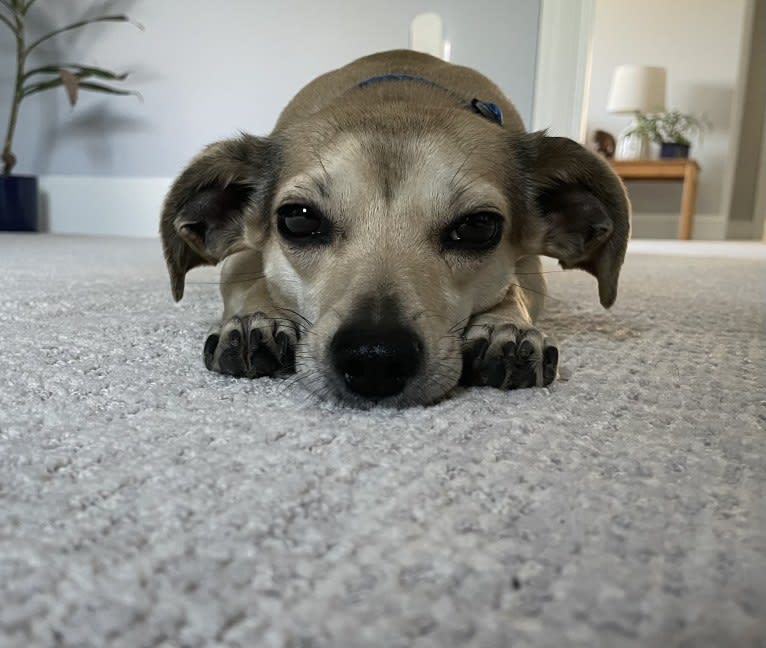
left=1, top=234, right=765, bottom=648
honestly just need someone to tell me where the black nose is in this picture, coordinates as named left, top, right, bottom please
left=330, top=324, right=423, bottom=399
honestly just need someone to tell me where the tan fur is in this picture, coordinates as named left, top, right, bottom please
left=160, top=50, right=631, bottom=406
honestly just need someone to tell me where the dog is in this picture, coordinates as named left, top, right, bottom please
left=160, top=50, right=630, bottom=407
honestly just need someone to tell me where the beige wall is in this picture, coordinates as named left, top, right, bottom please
left=586, top=0, right=749, bottom=239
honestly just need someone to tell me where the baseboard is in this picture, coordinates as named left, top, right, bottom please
left=39, top=176, right=172, bottom=238
left=726, top=219, right=757, bottom=240
left=630, top=212, right=728, bottom=240
left=628, top=239, right=766, bottom=259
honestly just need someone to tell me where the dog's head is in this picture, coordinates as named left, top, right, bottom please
left=161, top=106, right=629, bottom=405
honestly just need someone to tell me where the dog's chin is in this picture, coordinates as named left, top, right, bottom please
left=294, top=363, right=460, bottom=408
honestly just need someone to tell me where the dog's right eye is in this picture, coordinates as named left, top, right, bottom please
left=277, top=204, right=331, bottom=243
left=442, top=212, right=503, bottom=252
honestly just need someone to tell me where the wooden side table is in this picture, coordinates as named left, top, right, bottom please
left=610, top=159, right=701, bottom=240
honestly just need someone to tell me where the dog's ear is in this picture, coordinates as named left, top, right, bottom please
left=160, top=134, right=276, bottom=301
left=516, top=132, right=631, bottom=308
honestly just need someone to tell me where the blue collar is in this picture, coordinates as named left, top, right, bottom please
left=355, top=72, right=504, bottom=126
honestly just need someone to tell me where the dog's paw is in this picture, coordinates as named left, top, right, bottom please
left=460, top=319, right=558, bottom=390
left=203, top=313, right=297, bottom=378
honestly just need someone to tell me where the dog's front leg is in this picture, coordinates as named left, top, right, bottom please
left=203, top=250, right=298, bottom=379
left=460, top=261, right=558, bottom=390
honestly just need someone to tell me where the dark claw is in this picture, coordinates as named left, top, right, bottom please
left=459, top=338, right=489, bottom=385
left=275, top=331, right=295, bottom=370
left=484, top=353, right=507, bottom=388
left=247, top=326, right=280, bottom=377
left=501, top=341, right=517, bottom=357
left=203, top=334, right=219, bottom=370
left=216, top=320, right=247, bottom=376
left=219, top=345, right=247, bottom=377
left=508, top=340, right=537, bottom=390
left=517, top=339, right=534, bottom=359
left=249, top=347, right=281, bottom=377
left=508, top=370, right=534, bottom=390
left=508, top=359, right=535, bottom=389
left=542, top=345, right=559, bottom=386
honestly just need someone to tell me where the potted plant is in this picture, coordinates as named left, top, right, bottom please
left=1, top=0, right=138, bottom=231
left=620, top=112, right=660, bottom=159
left=652, top=110, right=710, bottom=159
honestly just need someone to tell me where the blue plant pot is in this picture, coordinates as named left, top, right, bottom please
left=0, top=174, right=39, bottom=231
left=659, top=142, right=690, bottom=159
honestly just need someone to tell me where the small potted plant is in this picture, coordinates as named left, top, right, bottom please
left=652, top=110, right=710, bottom=159
left=620, top=113, right=660, bottom=159
left=1, top=0, right=139, bottom=231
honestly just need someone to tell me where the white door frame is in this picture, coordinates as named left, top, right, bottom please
left=757, top=123, right=766, bottom=241
left=532, top=0, right=595, bottom=142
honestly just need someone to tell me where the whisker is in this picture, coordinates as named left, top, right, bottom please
left=449, top=314, right=473, bottom=334
left=217, top=270, right=267, bottom=279
left=188, top=271, right=267, bottom=287
left=280, top=368, right=323, bottom=395
left=299, top=377, right=336, bottom=405
left=275, top=306, right=314, bottom=329
left=507, top=281, right=569, bottom=305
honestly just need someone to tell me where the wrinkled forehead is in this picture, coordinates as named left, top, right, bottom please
left=277, top=121, right=510, bottom=215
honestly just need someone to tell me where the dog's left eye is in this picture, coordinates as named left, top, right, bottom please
left=443, top=212, right=503, bottom=251
left=277, top=204, right=331, bottom=243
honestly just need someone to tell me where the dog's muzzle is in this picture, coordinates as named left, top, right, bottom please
left=330, top=323, right=423, bottom=400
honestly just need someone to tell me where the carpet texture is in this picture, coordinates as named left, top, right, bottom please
left=1, top=234, right=764, bottom=648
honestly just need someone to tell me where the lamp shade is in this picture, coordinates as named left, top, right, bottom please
left=607, top=65, right=667, bottom=114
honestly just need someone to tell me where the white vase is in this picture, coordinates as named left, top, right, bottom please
left=616, top=131, right=649, bottom=160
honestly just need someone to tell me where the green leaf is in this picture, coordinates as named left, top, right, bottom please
left=77, top=81, right=139, bottom=99
left=22, top=77, right=65, bottom=97
left=24, top=64, right=129, bottom=82
left=0, top=6, right=15, bottom=32
left=22, top=77, right=140, bottom=101
left=26, top=14, right=135, bottom=55
left=0, top=15, right=14, bottom=32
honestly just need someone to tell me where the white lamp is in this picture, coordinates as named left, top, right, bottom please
left=607, top=65, right=667, bottom=159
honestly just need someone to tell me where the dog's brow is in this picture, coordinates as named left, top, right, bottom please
left=307, top=175, right=330, bottom=198
left=284, top=175, right=330, bottom=199
left=448, top=179, right=507, bottom=214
